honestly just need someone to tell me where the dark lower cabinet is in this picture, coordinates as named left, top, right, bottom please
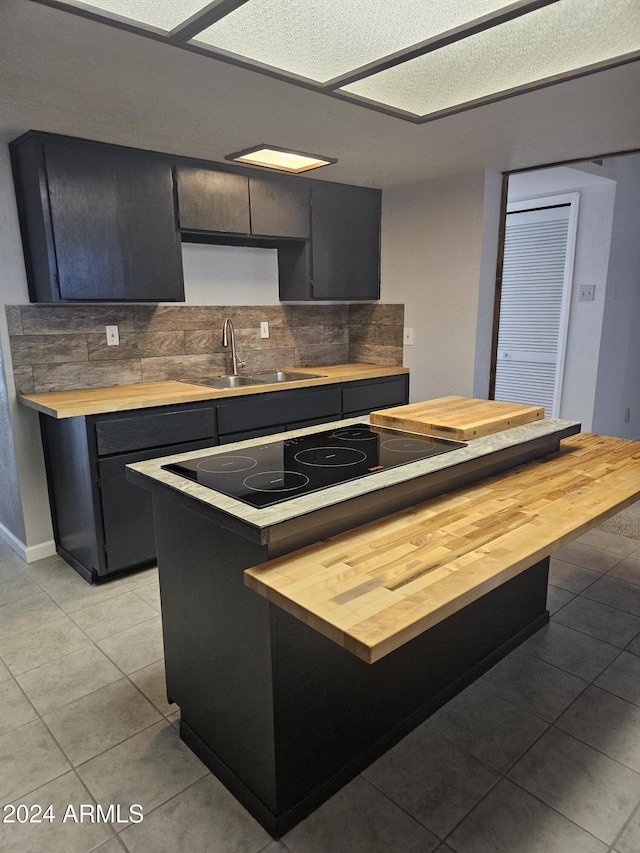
left=149, top=487, right=549, bottom=837
left=97, top=442, right=214, bottom=573
left=216, top=387, right=343, bottom=438
left=343, top=376, right=408, bottom=415
left=39, top=376, right=408, bottom=581
left=40, top=403, right=217, bottom=581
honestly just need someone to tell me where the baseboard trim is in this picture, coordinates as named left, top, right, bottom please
left=0, top=522, right=56, bottom=563
left=24, top=539, right=57, bottom=563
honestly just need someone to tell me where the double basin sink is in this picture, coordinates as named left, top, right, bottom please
left=183, top=370, right=324, bottom=390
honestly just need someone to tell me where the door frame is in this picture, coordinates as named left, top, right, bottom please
left=489, top=189, right=580, bottom=416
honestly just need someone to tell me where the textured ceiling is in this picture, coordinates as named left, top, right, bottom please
left=1, top=0, right=639, bottom=188
left=25, top=0, right=640, bottom=123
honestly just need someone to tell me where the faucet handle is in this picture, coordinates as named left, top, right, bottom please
left=237, top=357, right=245, bottom=369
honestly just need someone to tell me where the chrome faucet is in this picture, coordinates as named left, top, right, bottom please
left=222, top=318, right=244, bottom=376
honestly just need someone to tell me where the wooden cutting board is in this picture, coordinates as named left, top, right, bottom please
left=369, top=396, right=544, bottom=440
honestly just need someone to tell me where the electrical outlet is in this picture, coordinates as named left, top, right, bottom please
left=260, top=321, right=270, bottom=339
left=105, top=325, right=119, bottom=346
left=403, top=327, right=414, bottom=346
left=579, top=285, right=595, bottom=302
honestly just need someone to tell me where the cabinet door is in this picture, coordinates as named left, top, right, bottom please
left=177, top=165, right=250, bottom=233
left=249, top=176, right=310, bottom=238
left=98, top=437, right=216, bottom=575
left=311, top=182, right=381, bottom=300
left=343, top=377, right=409, bottom=415
left=45, top=140, right=183, bottom=301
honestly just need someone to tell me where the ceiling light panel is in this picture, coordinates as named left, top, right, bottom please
left=341, top=0, right=640, bottom=118
left=72, top=0, right=209, bottom=32
left=228, top=146, right=333, bottom=173
left=193, top=0, right=528, bottom=83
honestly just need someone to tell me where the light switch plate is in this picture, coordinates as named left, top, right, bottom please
left=105, top=325, right=119, bottom=346
left=579, top=285, right=595, bottom=302
left=403, top=327, right=414, bottom=346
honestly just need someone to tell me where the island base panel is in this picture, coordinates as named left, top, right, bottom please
left=153, top=492, right=549, bottom=837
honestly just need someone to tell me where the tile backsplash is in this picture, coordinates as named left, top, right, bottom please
left=7, top=303, right=404, bottom=394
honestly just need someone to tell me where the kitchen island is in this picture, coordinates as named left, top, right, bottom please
left=127, top=414, right=640, bottom=837
left=20, top=364, right=408, bottom=580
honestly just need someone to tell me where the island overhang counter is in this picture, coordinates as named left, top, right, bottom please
left=126, top=415, right=640, bottom=837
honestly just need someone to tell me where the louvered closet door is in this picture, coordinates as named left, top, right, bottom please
left=494, top=205, right=572, bottom=417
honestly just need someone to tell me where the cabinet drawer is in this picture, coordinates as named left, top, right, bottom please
left=218, top=425, right=283, bottom=445
left=217, top=388, right=342, bottom=436
left=343, top=377, right=408, bottom=415
left=95, top=407, right=216, bottom=455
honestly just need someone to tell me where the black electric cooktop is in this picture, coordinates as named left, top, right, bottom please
left=162, top=424, right=466, bottom=509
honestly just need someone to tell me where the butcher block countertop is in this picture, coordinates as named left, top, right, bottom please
left=245, top=433, right=640, bottom=664
left=18, top=364, right=408, bottom=419
left=370, top=396, right=544, bottom=440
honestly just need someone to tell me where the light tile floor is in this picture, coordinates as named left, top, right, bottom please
left=3, top=524, right=640, bottom=851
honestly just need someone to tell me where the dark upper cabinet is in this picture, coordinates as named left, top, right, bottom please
left=176, top=166, right=310, bottom=239
left=278, top=181, right=381, bottom=301
left=249, top=175, right=310, bottom=239
left=311, top=182, right=381, bottom=300
left=176, top=165, right=250, bottom=234
left=11, top=131, right=380, bottom=304
left=11, top=133, right=184, bottom=302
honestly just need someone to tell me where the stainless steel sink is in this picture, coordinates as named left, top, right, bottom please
left=181, top=370, right=324, bottom=389
left=181, top=375, right=268, bottom=389
left=244, top=371, right=324, bottom=383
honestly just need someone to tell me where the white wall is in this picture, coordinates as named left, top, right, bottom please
left=507, top=166, right=617, bottom=430
left=592, top=155, right=640, bottom=438
left=0, top=144, right=55, bottom=559
left=182, top=243, right=279, bottom=304
left=381, top=170, right=502, bottom=404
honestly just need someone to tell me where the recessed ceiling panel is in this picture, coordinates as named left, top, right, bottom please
left=227, top=146, right=334, bottom=172
left=341, top=0, right=640, bottom=117
left=74, top=0, right=208, bottom=32
left=193, top=0, right=527, bottom=83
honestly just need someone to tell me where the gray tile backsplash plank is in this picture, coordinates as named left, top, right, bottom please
left=349, top=343, right=403, bottom=366
left=32, top=361, right=143, bottom=393
left=294, top=344, right=350, bottom=367
left=12, top=366, right=34, bottom=395
left=349, top=324, right=403, bottom=346
left=10, top=335, right=89, bottom=365
left=87, top=331, right=185, bottom=360
left=134, top=305, right=222, bottom=331
left=289, top=305, right=348, bottom=326
left=7, top=303, right=404, bottom=393
left=5, top=306, right=23, bottom=336
left=349, top=304, right=403, bottom=325
left=140, top=355, right=226, bottom=382
left=20, top=305, right=135, bottom=335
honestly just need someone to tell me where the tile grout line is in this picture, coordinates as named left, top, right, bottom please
left=3, top=529, right=640, bottom=848
left=355, top=771, right=453, bottom=846
left=609, top=795, right=640, bottom=852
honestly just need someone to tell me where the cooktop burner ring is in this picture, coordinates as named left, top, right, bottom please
left=294, top=446, right=368, bottom=467
left=197, top=455, right=258, bottom=474
left=244, top=470, right=310, bottom=493
left=331, top=427, right=378, bottom=441
left=381, top=437, right=437, bottom=453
